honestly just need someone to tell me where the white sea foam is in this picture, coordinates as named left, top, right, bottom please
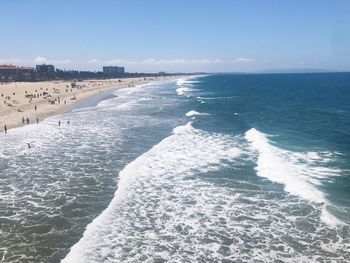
left=176, top=76, right=200, bottom=86
left=245, top=128, right=343, bottom=225
left=196, top=96, right=240, bottom=100
left=176, top=76, right=200, bottom=96
left=185, top=110, right=210, bottom=117
left=176, top=86, right=194, bottom=96
left=62, top=123, right=243, bottom=262
left=62, top=125, right=350, bottom=262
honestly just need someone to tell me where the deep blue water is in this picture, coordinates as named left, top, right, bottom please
left=194, top=73, right=350, bottom=208
left=196, top=73, right=350, bottom=149
left=0, top=74, right=349, bottom=262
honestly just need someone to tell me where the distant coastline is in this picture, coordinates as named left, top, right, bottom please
left=0, top=63, right=191, bottom=82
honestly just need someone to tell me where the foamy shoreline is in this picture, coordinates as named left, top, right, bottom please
left=0, top=76, right=180, bottom=132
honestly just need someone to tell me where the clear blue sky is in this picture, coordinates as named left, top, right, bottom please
left=1, top=0, right=349, bottom=72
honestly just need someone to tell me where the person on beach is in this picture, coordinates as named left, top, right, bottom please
left=26, top=117, right=29, bottom=124
left=4, top=125, right=7, bottom=134
left=36, top=117, right=39, bottom=124
left=34, top=105, right=37, bottom=111
left=22, top=117, right=25, bottom=124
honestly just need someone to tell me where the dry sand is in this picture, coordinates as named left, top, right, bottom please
left=0, top=77, right=175, bottom=132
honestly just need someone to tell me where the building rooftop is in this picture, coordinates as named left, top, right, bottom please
left=0, top=64, right=33, bottom=70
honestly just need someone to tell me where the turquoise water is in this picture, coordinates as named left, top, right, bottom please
left=0, top=74, right=349, bottom=262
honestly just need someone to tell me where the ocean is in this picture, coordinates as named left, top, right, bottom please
left=0, top=73, right=349, bottom=262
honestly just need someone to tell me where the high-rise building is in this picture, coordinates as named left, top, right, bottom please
left=103, top=66, right=125, bottom=75
left=35, top=64, right=55, bottom=74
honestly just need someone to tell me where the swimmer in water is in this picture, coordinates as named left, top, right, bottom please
left=27, top=143, right=31, bottom=149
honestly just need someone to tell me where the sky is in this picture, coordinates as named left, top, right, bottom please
left=1, top=0, right=350, bottom=73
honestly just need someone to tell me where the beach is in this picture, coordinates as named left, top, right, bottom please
left=0, top=77, right=174, bottom=132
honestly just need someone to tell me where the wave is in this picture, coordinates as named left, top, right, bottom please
left=185, top=110, right=210, bottom=117
left=62, top=123, right=242, bottom=262
left=62, top=125, right=350, bottom=262
left=196, top=96, right=240, bottom=100
left=176, top=76, right=201, bottom=86
left=176, top=76, right=201, bottom=96
left=245, top=128, right=343, bottom=225
left=176, top=86, right=194, bottom=96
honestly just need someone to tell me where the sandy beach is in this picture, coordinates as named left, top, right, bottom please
left=0, top=76, right=176, bottom=132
